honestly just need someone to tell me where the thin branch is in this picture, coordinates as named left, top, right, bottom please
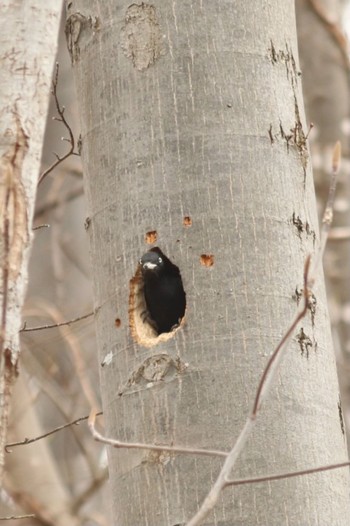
left=32, top=223, right=50, bottom=231
left=38, top=63, right=80, bottom=185
left=20, top=311, right=93, bottom=332
left=0, top=514, right=36, bottom=521
left=88, top=409, right=228, bottom=458
left=252, top=256, right=311, bottom=416
left=225, top=461, right=350, bottom=486
left=5, top=412, right=103, bottom=451
left=311, top=141, right=341, bottom=281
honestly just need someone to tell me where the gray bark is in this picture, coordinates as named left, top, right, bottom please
left=67, top=1, right=350, bottom=524
left=296, top=0, right=350, bottom=439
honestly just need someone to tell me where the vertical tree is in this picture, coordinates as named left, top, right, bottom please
left=0, top=0, right=62, bottom=482
left=67, top=1, right=350, bottom=524
left=296, top=0, right=350, bottom=434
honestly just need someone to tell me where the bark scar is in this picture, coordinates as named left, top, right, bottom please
left=121, top=3, right=165, bottom=71
left=0, top=110, right=29, bottom=282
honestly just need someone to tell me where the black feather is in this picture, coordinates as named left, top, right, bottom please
left=140, top=248, right=186, bottom=334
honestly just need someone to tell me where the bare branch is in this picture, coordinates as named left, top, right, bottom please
left=32, top=223, right=50, bottom=231
left=253, top=256, right=311, bottom=416
left=0, top=514, right=36, bottom=521
left=88, top=409, right=228, bottom=458
left=5, top=412, right=103, bottom=451
left=38, top=63, right=80, bottom=185
left=225, top=460, right=350, bottom=486
left=311, top=141, right=341, bottom=285
left=20, top=311, right=93, bottom=332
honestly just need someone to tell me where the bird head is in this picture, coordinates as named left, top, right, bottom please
left=140, top=250, right=164, bottom=274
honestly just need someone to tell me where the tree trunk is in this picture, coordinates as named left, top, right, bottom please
left=0, top=0, right=62, bottom=481
left=296, top=0, right=350, bottom=439
left=67, top=1, right=350, bottom=524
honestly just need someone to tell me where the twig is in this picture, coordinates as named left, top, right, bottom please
left=20, top=311, right=93, bottom=332
left=225, top=460, right=350, bottom=486
left=253, top=256, right=310, bottom=415
left=5, top=411, right=103, bottom=451
left=88, top=409, right=227, bottom=458
left=311, top=141, right=341, bottom=282
left=0, top=514, right=35, bottom=521
left=38, top=63, right=80, bottom=185
left=32, top=224, right=50, bottom=231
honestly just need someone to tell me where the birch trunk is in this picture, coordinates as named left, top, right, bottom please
left=0, top=1, right=63, bottom=481
left=67, top=1, right=350, bottom=524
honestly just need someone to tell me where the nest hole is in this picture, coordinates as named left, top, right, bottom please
left=129, top=248, right=186, bottom=347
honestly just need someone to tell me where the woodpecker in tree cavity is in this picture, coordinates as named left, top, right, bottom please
left=140, top=247, right=186, bottom=335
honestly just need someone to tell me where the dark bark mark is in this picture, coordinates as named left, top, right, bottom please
left=269, top=42, right=308, bottom=179
left=65, top=12, right=100, bottom=64
left=268, top=40, right=278, bottom=63
left=4, top=347, right=19, bottom=380
left=291, top=213, right=316, bottom=245
left=296, top=327, right=316, bottom=358
left=292, top=213, right=304, bottom=238
left=338, top=399, right=345, bottom=436
left=121, top=3, right=165, bottom=71
left=293, top=288, right=317, bottom=326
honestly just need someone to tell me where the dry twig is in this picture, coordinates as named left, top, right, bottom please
left=38, top=63, right=80, bottom=185
left=20, top=311, right=93, bottom=332
left=5, top=412, right=103, bottom=451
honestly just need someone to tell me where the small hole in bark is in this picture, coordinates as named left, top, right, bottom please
left=183, top=216, right=192, bottom=227
left=115, top=318, right=121, bottom=328
left=200, top=254, right=214, bottom=267
left=129, top=247, right=186, bottom=347
left=145, top=230, right=157, bottom=244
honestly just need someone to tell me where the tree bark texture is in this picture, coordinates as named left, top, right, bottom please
left=296, top=0, right=350, bottom=438
left=67, top=1, right=350, bottom=524
left=0, top=1, right=62, bottom=480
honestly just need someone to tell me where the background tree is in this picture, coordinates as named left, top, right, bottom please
left=66, top=1, right=350, bottom=525
left=0, top=0, right=62, bottom=487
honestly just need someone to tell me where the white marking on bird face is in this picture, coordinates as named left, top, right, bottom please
left=143, top=262, right=157, bottom=270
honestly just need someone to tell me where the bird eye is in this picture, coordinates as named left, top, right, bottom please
left=158, top=257, right=163, bottom=263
